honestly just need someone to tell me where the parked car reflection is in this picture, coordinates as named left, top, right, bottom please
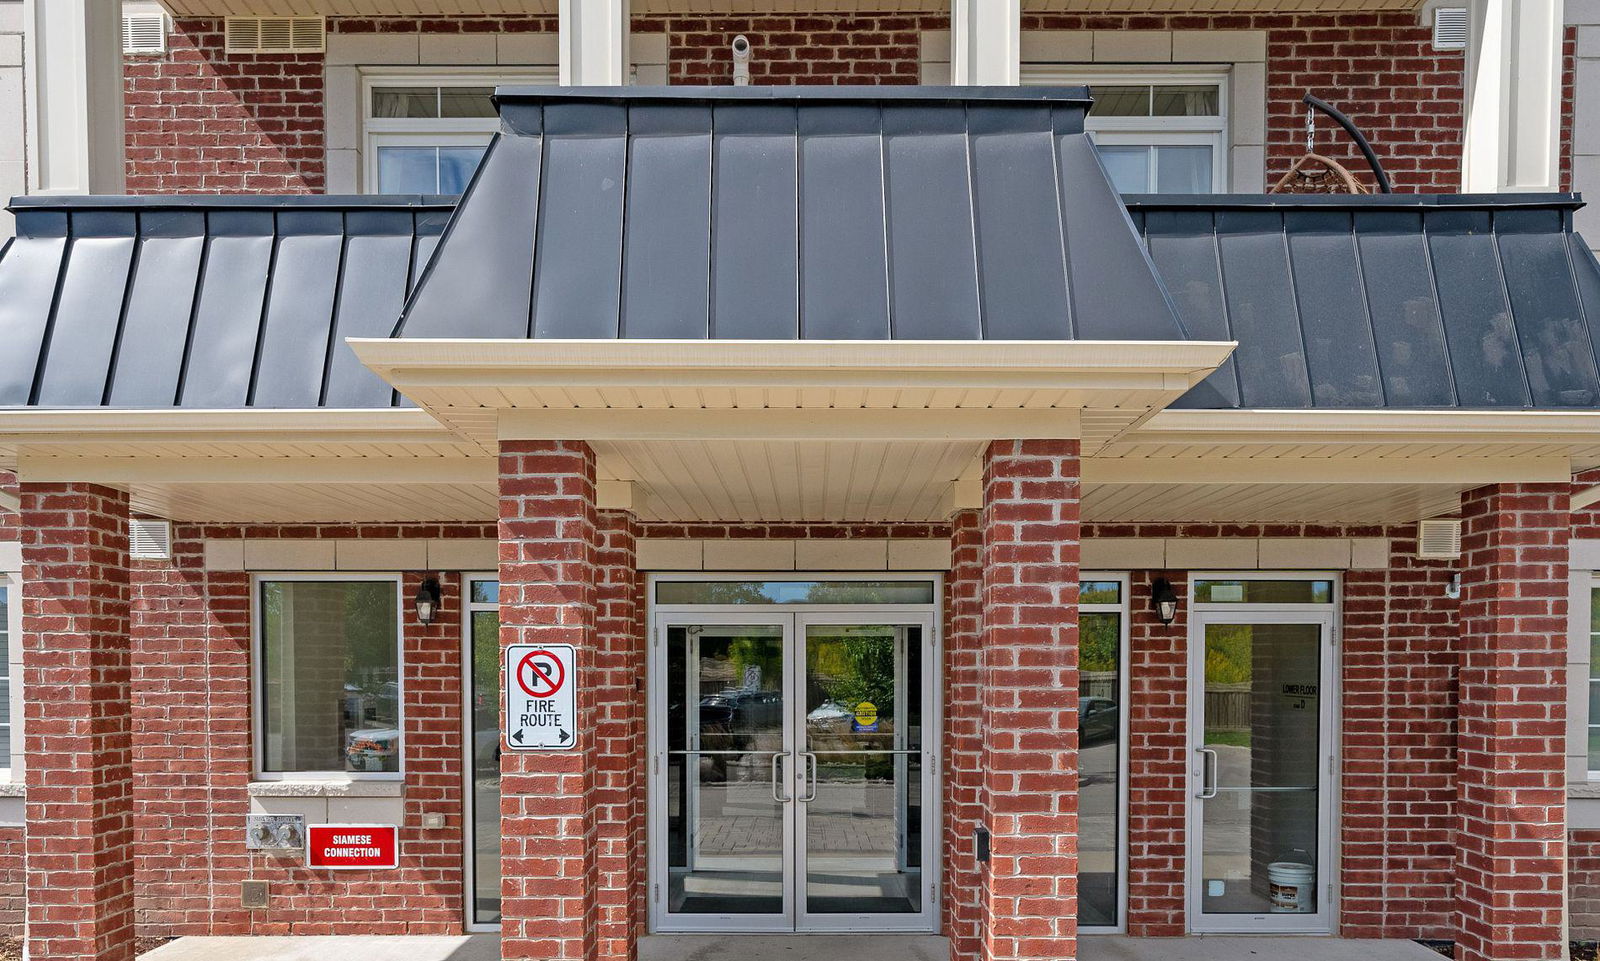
left=1079, top=696, right=1119, bottom=745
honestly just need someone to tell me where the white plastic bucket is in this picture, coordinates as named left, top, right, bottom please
left=1267, top=861, right=1315, bottom=913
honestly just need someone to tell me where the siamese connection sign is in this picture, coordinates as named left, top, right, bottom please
left=504, top=643, right=577, bottom=751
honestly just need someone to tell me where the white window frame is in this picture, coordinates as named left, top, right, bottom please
left=0, top=572, right=17, bottom=783
left=1022, top=66, right=1230, bottom=193
left=252, top=572, right=406, bottom=782
left=361, top=68, right=556, bottom=194
left=1586, top=574, right=1600, bottom=780
left=1078, top=572, right=1130, bottom=936
left=461, top=572, right=501, bottom=933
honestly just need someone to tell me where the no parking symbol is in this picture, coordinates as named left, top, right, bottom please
left=504, top=643, right=577, bottom=751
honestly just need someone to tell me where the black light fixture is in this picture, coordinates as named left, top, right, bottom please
left=1150, top=577, right=1179, bottom=626
left=414, top=576, right=442, bottom=625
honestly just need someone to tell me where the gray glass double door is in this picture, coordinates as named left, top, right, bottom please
left=650, top=611, right=939, bottom=933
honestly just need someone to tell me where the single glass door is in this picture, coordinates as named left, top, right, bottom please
left=796, top=614, right=936, bottom=932
left=659, top=615, right=793, bottom=930
left=1188, top=610, right=1334, bottom=932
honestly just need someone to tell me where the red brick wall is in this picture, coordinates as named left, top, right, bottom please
left=124, top=19, right=326, bottom=194
left=20, top=484, right=136, bottom=961
left=978, top=439, right=1081, bottom=961
left=1456, top=484, right=1569, bottom=961
left=1573, top=831, right=1600, bottom=938
left=944, top=509, right=982, bottom=956
left=1024, top=11, right=1465, bottom=192
left=125, top=11, right=1479, bottom=195
left=594, top=510, right=645, bottom=956
left=1082, top=521, right=1459, bottom=940
left=634, top=13, right=941, bottom=85
left=129, top=523, right=493, bottom=939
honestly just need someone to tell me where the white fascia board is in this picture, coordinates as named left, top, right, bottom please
left=1135, top=408, right=1600, bottom=443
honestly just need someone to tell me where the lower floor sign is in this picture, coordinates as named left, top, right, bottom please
left=505, top=643, right=578, bottom=750
left=306, top=824, right=399, bottom=870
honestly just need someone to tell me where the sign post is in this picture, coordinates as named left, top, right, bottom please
left=504, top=643, right=578, bottom=751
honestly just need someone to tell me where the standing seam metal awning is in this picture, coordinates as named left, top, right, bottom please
left=396, top=86, right=1188, bottom=344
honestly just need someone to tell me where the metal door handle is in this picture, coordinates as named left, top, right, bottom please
left=798, top=752, right=818, bottom=802
left=1196, top=747, right=1218, bottom=799
left=771, top=752, right=791, bottom=803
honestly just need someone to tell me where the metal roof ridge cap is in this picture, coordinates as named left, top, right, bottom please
left=492, top=84, right=1095, bottom=105
left=7, top=194, right=459, bottom=213
left=1122, top=192, right=1584, bottom=211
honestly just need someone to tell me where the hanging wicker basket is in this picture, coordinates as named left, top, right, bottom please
left=1269, top=152, right=1371, bottom=195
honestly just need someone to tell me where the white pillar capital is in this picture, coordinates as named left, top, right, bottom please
left=22, top=0, right=124, bottom=195
left=1462, top=0, right=1563, bottom=192
left=950, top=0, right=1020, bottom=86
left=559, top=0, right=631, bottom=87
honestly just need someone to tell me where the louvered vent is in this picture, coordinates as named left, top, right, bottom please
left=122, top=12, right=168, bottom=55
left=1433, top=7, right=1468, bottom=50
left=225, top=16, right=326, bottom=55
left=1416, top=518, right=1462, bottom=560
left=130, top=519, right=173, bottom=560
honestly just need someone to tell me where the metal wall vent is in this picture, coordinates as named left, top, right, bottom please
left=130, top=519, right=173, bottom=560
left=1416, top=518, right=1462, bottom=560
left=225, top=16, right=325, bottom=55
left=122, top=12, right=168, bottom=55
left=1433, top=7, right=1469, bottom=51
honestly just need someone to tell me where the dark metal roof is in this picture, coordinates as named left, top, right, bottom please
left=0, top=91, right=1597, bottom=413
left=1124, top=194, right=1600, bottom=409
left=0, top=195, right=454, bottom=409
left=396, top=86, right=1185, bottom=342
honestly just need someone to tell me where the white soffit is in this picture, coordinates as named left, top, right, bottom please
left=350, top=338, right=1237, bottom=452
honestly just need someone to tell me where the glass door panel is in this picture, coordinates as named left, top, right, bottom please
left=797, top=618, right=933, bottom=929
left=1192, top=617, right=1329, bottom=930
left=466, top=579, right=500, bottom=928
left=664, top=621, right=791, bottom=924
left=1078, top=609, right=1122, bottom=929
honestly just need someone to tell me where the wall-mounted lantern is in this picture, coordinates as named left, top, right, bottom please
left=1150, top=577, right=1179, bottom=626
left=414, top=576, right=442, bottom=625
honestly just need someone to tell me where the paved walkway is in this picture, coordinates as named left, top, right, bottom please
left=141, top=933, right=1443, bottom=961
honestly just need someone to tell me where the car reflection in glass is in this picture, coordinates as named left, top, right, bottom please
left=1079, top=696, right=1119, bottom=745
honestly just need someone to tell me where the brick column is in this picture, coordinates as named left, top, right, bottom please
left=978, top=440, right=1080, bottom=961
left=1124, top=570, right=1187, bottom=937
left=499, top=441, right=601, bottom=961
left=1456, top=483, right=1569, bottom=961
left=21, top=483, right=134, bottom=961
left=944, top=508, right=983, bottom=961
left=595, top=509, right=644, bottom=960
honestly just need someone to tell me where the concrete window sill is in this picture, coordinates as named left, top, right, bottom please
left=0, top=782, right=23, bottom=798
left=248, top=780, right=403, bottom=799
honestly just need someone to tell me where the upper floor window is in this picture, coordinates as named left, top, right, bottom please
left=257, top=577, right=402, bottom=778
left=1024, top=70, right=1228, bottom=194
left=364, top=72, right=555, bottom=195
left=0, top=577, right=13, bottom=774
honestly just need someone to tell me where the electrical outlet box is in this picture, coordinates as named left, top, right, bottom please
left=241, top=880, right=270, bottom=909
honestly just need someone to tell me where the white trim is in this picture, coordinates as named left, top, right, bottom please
left=461, top=572, right=501, bottom=933
left=251, top=573, right=406, bottom=782
left=1184, top=571, right=1341, bottom=935
left=0, top=572, right=18, bottom=783
left=1079, top=571, right=1130, bottom=935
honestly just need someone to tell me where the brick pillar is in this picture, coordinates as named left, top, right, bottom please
left=1456, top=483, right=1569, bottom=961
left=595, top=509, right=643, bottom=961
left=978, top=440, right=1080, bottom=961
left=499, top=441, right=601, bottom=961
left=21, top=483, right=134, bottom=961
left=944, top=508, right=983, bottom=961
left=1125, top=570, right=1187, bottom=937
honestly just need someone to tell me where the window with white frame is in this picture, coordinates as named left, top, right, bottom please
left=1079, top=575, right=1128, bottom=932
left=364, top=72, right=554, bottom=195
left=0, top=575, right=13, bottom=774
left=1590, top=578, right=1600, bottom=773
left=1024, top=70, right=1228, bottom=194
left=257, top=577, right=402, bottom=777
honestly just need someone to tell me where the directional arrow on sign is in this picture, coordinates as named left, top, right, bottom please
left=512, top=730, right=524, bottom=745
left=559, top=730, right=570, bottom=744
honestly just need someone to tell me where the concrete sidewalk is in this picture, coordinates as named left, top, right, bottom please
left=140, top=933, right=1443, bottom=961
